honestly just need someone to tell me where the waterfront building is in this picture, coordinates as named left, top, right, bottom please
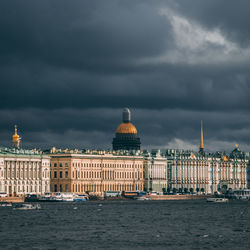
left=144, top=150, right=168, bottom=193
left=166, top=122, right=247, bottom=194
left=166, top=145, right=248, bottom=194
left=112, top=108, right=141, bottom=151
left=0, top=126, right=50, bottom=196
left=48, top=148, right=144, bottom=196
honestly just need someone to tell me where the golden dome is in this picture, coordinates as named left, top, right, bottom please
left=12, top=125, right=20, bottom=142
left=116, top=123, right=137, bottom=134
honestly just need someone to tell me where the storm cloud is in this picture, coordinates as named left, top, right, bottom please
left=0, top=0, right=250, bottom=152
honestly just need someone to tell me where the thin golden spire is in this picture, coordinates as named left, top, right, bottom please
left=14, top=125, right=17, bottom=135
left=200, top=120, right=204, bottom=152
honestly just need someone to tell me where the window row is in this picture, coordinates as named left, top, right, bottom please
left=52, top=163, right=69, bottom=167
left=72, top=162, right=143, bottom=168
left=53, top=171, right=68, bottom=179
left=53, top=184, right=69, bottom=192
left=4, top=170, right=49, bottom=179
left=71, top=170, right=142, bottom=180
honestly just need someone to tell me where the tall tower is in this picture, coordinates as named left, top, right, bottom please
left=12, top=125, right=21, bottom=149
left=199, top=120, right=204, bottom=153
left=112, top=108, right=141, bottom=151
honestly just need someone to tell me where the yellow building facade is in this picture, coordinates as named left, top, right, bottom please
left=49, top=148, right=144, bottom=196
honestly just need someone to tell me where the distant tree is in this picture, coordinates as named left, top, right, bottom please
left=196, top=187, right=200, bottom=193
left=173, top=188, right=177, bottom=194
left=178, top=188, right=183, bottom=193
left=167, top=187, right=171, bottom=193
left=201, top=188, right=205, bottom=193
left=184, top=188, right=188, bottom=193
left=149, top=187, right=152, bottom=192
left=162, top=187, right=166, bottom=193
left=190, top=188, right=194, bottom=194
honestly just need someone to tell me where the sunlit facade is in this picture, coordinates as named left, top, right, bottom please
left=0, top=147, right=50, bottom=196
left=144, top=150, right=168, bottom=193
left=49, top=148, right=144, bottom=196
left=0, top=126, right=50, bottom=196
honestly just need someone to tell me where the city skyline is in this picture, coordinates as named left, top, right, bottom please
left=3, top=117, right=248, bottom=154
left=1, top=1, right=250, bottom=152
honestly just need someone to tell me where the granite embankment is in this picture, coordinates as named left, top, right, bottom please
left=146, top=194, right=212, bottom=200
left=0, top=197, right=24, bottom=203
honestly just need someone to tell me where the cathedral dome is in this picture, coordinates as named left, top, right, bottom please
left=116, top=122, right=137, bottom=134
left=112, top=108, right=141, bottom=151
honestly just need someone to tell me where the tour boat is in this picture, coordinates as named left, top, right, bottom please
left=13, top=203, right=41, bottom=210
left=206, top=198, right=228, bottom=203
left=0, top=201, right=12, bottom=207
left=25, top=194, right=40, bottom=202
left=39, top=192, right=74, bottom=202
left=61, top=193, right=75, bottom=202
left=227, top=189, right=250, bottom=200
left=73, top=194, right=87, bottom=202
left=39, top=192, right=52, bottom=201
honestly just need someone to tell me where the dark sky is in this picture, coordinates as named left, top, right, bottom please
left=1, top=0, right=250, bottom=152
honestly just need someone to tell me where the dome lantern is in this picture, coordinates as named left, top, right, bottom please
left=122, top=108, right=131, bottom=123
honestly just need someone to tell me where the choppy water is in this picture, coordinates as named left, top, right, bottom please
left=0, top=200, right=250, bottom=249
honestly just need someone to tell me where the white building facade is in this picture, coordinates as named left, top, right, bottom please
left=166, top=146, right=248, bottom=194
left=144, top=150, right=168, bottom=193
left=0, top=148, right=50, bottom=196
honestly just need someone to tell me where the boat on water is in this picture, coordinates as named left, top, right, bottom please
left=227, top=189, right=250, bottom=200
left=135, top=196, right=152, bottom=201
left=25, top=194, right=40, bottom=202
left=207, top=198, right=228, bottom=203
left=39, top=192, right=88, bottom=202
left=0, top=201, right=12, bottom=207
left=13, top=203, right=41, bottom=210
left=73, top=194, right=87, bottom=202
left=39, top=192, right=52, bottom=202
left=39, top=192, right=73, bottom=202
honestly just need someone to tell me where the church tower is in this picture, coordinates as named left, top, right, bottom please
left=12, top=125, right=21, bottom=149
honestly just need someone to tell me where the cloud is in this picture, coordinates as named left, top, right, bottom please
left=0, top=1, right=250, bottom=152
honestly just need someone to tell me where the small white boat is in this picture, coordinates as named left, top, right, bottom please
left=14, top=203, right=41, bottom=210
left=207, top=198, right=228, bottom=203
left=135, top=196, right=152, bottom=201
left=0, top=202, right=12, bottom=207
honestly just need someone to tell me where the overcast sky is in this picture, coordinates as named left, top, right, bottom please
left=1, top=0, right=250, bottom=152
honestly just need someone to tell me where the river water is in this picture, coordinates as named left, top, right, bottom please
left=0, top=200, right=250, bottom=249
